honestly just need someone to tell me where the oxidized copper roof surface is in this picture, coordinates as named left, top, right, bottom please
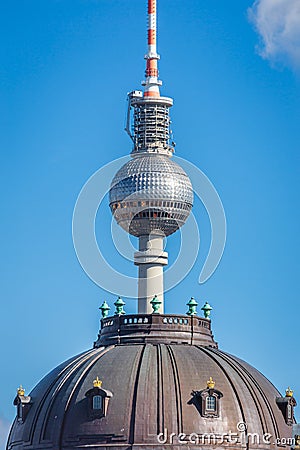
left=7, top=337, right=293, bottom=450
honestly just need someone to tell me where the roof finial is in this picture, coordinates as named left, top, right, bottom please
left=17, top=385, right=25, bottom=396
left=99, top=301, right=110, bottom=319
left=114, top=297, right=126, bottom=315
left=201, top=301, right=213, bottom=320
left=93, top=377, right=103, bottom=388
left=286, top=387, right=294, bottom=398
left=187, top=297, right=198, bottom=316
left=207, top=377, right=215, bottom=389
left=150, top=295, right=162, bottom=313
left=142, top=0, right=162, bottom=98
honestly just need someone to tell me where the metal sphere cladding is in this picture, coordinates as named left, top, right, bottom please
left=109, top=154, right=193, bottom=237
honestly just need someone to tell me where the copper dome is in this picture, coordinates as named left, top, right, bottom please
left=7, top=314, right=295, bottom=450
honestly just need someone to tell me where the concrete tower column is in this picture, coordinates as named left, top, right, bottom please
left=134, top=233, right=168, bottom=314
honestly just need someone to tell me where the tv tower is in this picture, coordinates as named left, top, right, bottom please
left=109, top=0, right=193, bottom=314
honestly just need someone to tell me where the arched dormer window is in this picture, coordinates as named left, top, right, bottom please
left=92, top=395, right=103, bottom=410
left=13, top=386, right=31, bottom=424
left=287, top=403, right=292, bottom=420
left=188, top=377, right=223, bottom=418
left=206, top=395, right=216, bottom=412
left=85, top=377, right=113, bottom=419
left=276, top=387, right=297, bottom=426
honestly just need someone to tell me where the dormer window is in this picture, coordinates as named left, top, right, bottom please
left=276, top=387, right=297, bottom=426
left=92, top=395, right=103, bottom=410
left=17, top=403, right=24, bottom=422
left=188, top=377, right=223, bottom=418
left=13, top=385, right=31, bottom=424
left=85, top=377, right=112, bottom=419
left=294, top=435, right=300, bottom=448
left=206, top=395, right=217, bottom=412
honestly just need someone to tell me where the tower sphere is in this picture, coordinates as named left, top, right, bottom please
left=109, top=154, right=193, bottom=237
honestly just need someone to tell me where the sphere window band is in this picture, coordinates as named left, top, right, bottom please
left=110, top=200, right=192, bottom=211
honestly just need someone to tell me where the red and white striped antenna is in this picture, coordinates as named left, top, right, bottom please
left=125, top=0, right=173, bottom=155
left=142, top=0, right=162, bottom=98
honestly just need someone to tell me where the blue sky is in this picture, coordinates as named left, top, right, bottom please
left=1, top=0, right=299, bottom=444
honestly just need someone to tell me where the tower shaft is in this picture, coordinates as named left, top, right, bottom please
left=134, top=234, right=168, bottom=313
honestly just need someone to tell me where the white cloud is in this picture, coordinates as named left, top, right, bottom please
left=248, top=0, right=300, bottom=69
left=0, top=416, right=11, bottom=448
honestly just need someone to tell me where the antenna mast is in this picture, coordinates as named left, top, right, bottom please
left=143, top=0, right=162, bottom=98
left=125, top=0, right=174, bottom=157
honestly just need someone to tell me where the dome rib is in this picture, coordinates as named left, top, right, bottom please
left=40, top=347, right=111, bottom=446
left=214, top=348, right=269, bottom=435
left=57, top=346, right=114, bottom=448
left=214, top=350, right=281, bottom=440
left=128, top=344, right=146, bottom=445
left=29, top=349, right=99, bottom=447
left=157, top=344, right=164, bottom=434
left=166, top=344, right=183, bottom=434
left=205, top=347, right=282, bottom=442
left=203, top=346, right=266, bottom=435
left=196, top=346, right=249, bottom=440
